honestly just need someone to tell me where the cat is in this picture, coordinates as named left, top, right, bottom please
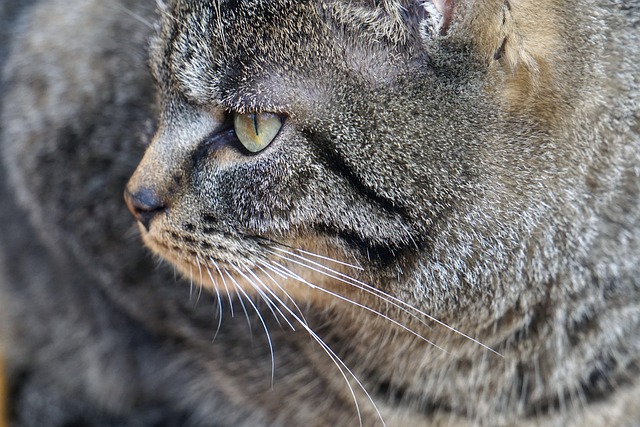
left=1, top=0, right=639, bottom=426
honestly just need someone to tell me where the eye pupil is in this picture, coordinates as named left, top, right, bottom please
left=253, top=114, right=259, bottom=136
left=233, top=111, right=284, bottom=153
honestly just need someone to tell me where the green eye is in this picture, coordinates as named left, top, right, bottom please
left=233, top=111, right=283, bottom=153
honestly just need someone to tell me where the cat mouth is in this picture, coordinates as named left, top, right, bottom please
left=139, top=225, right=370, bottom=303
left=143, top=230, right=260, bottom=272
left=137, top=219, right=502, bottom=361
left=140, top=223, right=350, bottom=299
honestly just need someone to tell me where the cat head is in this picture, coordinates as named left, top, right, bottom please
left=125, top=0, right=597, bottom=314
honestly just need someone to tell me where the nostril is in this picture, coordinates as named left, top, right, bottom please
left=124, top=187, right=166, bottom=231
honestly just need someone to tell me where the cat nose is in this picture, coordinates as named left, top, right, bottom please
left=123, top=187, right=166, bottom=231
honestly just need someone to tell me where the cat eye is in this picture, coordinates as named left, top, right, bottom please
left=233, top=112, right=284, bottom=153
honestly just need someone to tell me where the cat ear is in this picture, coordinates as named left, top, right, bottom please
left=408, top=1, right=510, bottom=63
left=419, top=0, right=455, bottom=37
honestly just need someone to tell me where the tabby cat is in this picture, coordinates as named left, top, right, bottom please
left=1, top=0, right=638, bottom=425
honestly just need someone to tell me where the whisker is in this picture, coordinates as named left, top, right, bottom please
left=231, top=265, right=288, bottom=330
left=194, top=256, right=206, bottom=305
left=211, top=258, right=235, bottom=318
left=267, top=248, right=432, bottom=330
left=229, top=272, right=253, bottom=337
left=269, top=248, right=502, bottom=357
left=254, top=264, right=308, bottom=326
left=238, top=267, right=297, bottom=332
left=188, top=262, right=194, bottom=300
left=263, top=259, right=448, bottom=353
left=251, top=262, right=386, bottom=427
left=172, top=263, right=178, bottom=283
left=109, top=1, right=154, bottom=29
left=196, top=257, right=206, bottom=305
left=204, top=265, right=224, bottom=341
left=271, top=246, right=364, bottom=271
left=225, top=269, right=276, bottom=386
left=155, top=0, right=168, bottom=12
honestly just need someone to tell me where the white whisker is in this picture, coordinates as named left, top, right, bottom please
left=237, top=267, right=297, bottom=332
left=254, top=264, right=308, bottom=326
left=268, top=247, right=502, bottom=357
left=231, top=265, right=287, bottom=330
left=195, top=256, right=204, bottom=305
left=114, top=2, right=154, bottom=29
left=225, top=269, right=276, bottom=386
left=211, top=259, right=235, bottom=318
left=265, top=259, right=448, bottom=353
left=251, top=261, right=386, bottom=427
left=204, top=265, right=224, bottom=341
left=188, top=262, right=194, bottom=300
left=230, top=273, right=253, bottom=337
left=267, top=248, right=433, bottom=330
left=272, top=246, right=364, bottom=271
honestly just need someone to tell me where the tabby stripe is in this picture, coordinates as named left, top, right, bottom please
left=308, top=131, right=409, bottom=219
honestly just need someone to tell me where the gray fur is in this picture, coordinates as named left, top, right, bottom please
left=1, top=0, right=639, bottom=426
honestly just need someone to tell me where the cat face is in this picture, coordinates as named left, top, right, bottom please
left=125, top=0, right=580, bottom=314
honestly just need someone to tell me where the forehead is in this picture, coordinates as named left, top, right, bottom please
left=176, top=0, right=320, bottom=49
left=154, top=0, right=409, bottom=109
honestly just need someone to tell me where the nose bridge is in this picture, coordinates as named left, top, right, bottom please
left=127, top=133, right=184, bottom=200
left=127, top=110, right=215, bottom=197
left=126, top=104, right=224, bottom=225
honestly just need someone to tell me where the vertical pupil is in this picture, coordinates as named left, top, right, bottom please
left=252, top=114, right=259, bottom=136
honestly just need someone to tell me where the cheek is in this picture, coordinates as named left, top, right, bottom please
left=205, top=154, right=314, bottom=229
